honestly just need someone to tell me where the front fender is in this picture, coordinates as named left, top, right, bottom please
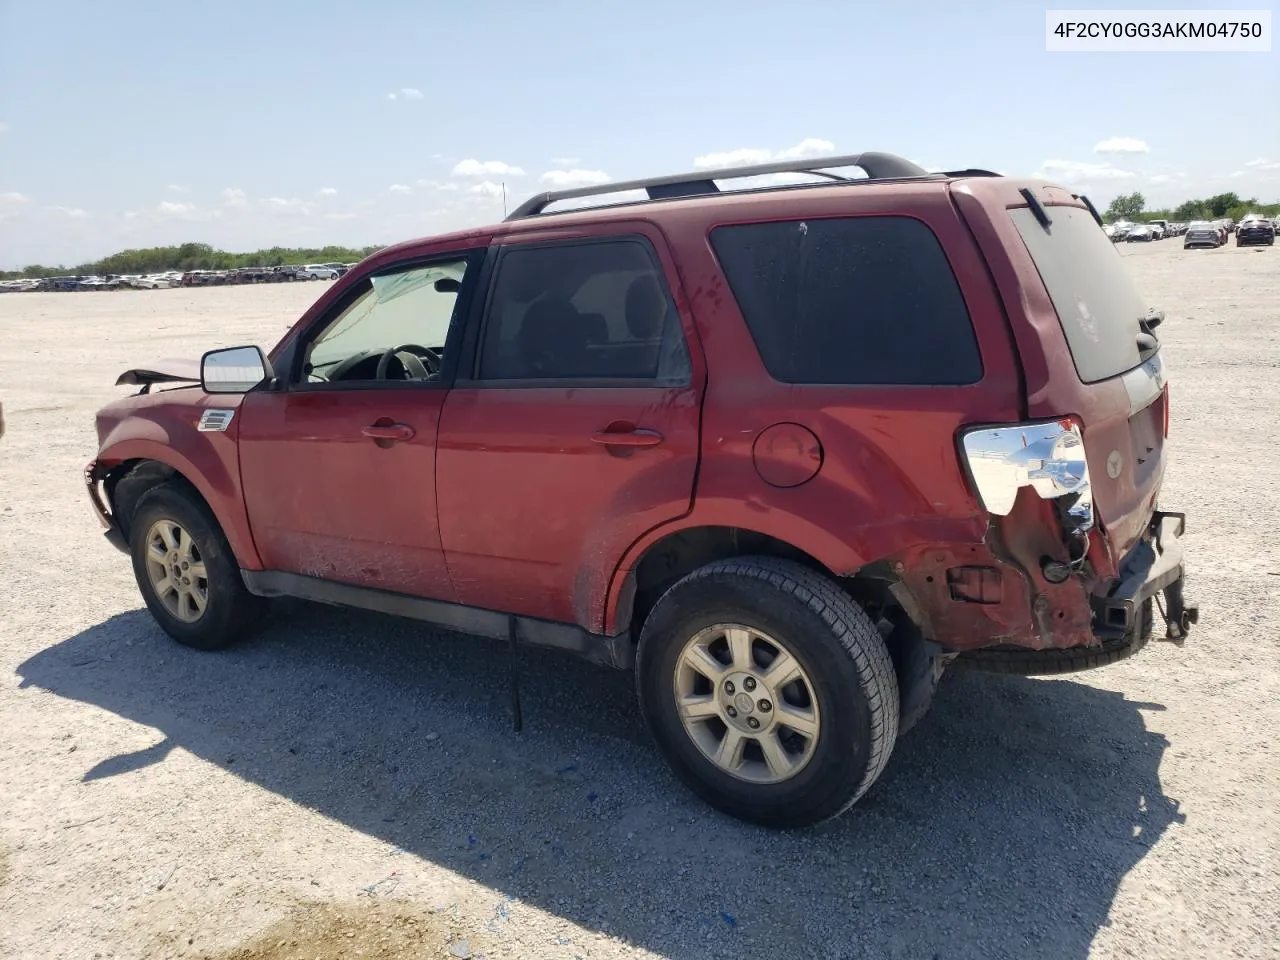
left=96, top=397, right=263, bottom=570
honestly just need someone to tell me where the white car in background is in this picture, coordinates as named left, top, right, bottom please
left=129, top=274, right=180, bottom=289
left=300, top=264, right=340, bottom=280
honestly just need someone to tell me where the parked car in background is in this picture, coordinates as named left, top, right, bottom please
left=300, top=264, right=341, bottom=280
left=85, top=151, right=1197, bottom=828
left=1108, top=219, right=1134, bottom=242
left=1236, top=213, right=1276, bottom=247
left=128, top=274, right=180, bottom=289
left=1183, top=221, right=1224, bottom=249
left=1125, top=224, right=1155, bottom=242
left=1147, top=219, right=1169, bottom=239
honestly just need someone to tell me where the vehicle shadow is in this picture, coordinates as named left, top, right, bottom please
left=17, top=604, right=1182, bottom=960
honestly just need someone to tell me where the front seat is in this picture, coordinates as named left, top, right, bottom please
left=517, top=295, right=588, bottom=378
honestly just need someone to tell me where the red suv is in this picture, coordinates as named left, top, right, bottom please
left=85, top=152, right=1196, bottom=828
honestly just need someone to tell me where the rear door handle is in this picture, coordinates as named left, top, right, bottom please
left=590, top=427, right=664, bottom=448
left=362, top=422, right=415, bottom=442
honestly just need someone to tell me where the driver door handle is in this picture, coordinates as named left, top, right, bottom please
left=362, top=422, right=415, bottom=442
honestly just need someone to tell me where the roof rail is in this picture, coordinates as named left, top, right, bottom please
left=505, top=151, right=933, bottom=221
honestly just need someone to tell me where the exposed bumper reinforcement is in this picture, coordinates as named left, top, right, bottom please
left=85, top=461, right=129, bottom=554
left=1092, top=511, right=1198, bottom=644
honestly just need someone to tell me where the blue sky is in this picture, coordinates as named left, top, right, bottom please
left=1, top=0, right=1276, bottom=267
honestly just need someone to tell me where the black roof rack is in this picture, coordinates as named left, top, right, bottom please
left=941, top=168, right=1003, bottom=178
left=505, top=151, right=936, bottom=221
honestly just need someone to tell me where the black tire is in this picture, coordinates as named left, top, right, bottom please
left=953, top=599, right=1153, bottom=676
left=635, top=556, right=900, bottom=829
left=128, top=481, right=265, bottom=651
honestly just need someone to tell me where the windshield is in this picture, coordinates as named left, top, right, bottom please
left=1011, top=204, right=1151, bottom=384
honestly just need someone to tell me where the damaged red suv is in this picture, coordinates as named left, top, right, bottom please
left=85, top=152, right=1197, bottom=828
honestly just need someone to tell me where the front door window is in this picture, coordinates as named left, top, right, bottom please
left=302, top=260, right=469, bottom=385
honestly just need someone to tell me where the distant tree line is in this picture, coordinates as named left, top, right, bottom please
left=6, top=191, right=1279, bottom=279
left=0, top=242, right=386, bottom=280
left=1104, top=191, right=1280, bottom=224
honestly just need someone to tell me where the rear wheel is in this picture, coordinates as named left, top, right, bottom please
left=128, top=482, right=265, bottom=650
left=636, top=557, right=899, bottom=828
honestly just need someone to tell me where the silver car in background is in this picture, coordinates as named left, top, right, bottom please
left=1183, top=221, right=1224, bottom=249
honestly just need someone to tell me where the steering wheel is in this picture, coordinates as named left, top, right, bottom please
left=375, top=343, right=439, bottom=381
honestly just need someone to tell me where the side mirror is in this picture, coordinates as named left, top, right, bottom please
left=200, top=345, right=274, bottom=394
left=433, top=277, right=461, bottom=293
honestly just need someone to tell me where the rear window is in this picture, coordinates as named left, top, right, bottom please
left=709, top=216, right=982, bottom=385
left=1011, top=205, right=1148, bottom=384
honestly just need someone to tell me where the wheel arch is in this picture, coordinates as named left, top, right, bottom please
left=99, top=442, right=262, bottom=569
left=607, top=523, right=910, bottom=643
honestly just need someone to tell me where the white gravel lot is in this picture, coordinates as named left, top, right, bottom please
left=1, top=242, right=1277, bottom=960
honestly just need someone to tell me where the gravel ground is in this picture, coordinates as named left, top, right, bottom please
left=1, top=243, right=1277, bottom=960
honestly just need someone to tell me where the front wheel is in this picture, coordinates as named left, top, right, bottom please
left=636, top=557, right=900, bottom=828
left=128, top=482, right=265, bottom=650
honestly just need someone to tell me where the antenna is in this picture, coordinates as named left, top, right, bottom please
left=502, top=181, right=507, bottom=218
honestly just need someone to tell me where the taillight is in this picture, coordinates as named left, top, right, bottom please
left=960, top=419, right=1094, bottom=532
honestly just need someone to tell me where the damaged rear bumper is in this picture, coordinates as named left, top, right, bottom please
left=1091, top=511, right=1198, bottom=644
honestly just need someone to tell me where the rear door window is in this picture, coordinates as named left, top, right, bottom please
left=476, top=238, right=691, bottom=384
left=709, top=216, right=982, bottom=385
left=1010, top=204, right=1149, bottom=384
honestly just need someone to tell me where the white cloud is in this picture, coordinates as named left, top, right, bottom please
left=906, top=159, right=947, bottom=174
left=693, top=137, right=835, bottom=171
left=452, top=159, right=525, bottom=177
left=166, top=184, right=187, bottom=193
left=693, top=147, right=772, bottom=170
left=1093, top=137, right=1150, bottom=155
left=157, top=201, right=196, bottom=216
left=318, top=186, right=338, bottom=196
left=387, top=92, right=397, bottom=101
left=399, top=87, right=423, bottom=100
left=323, top=212, right=357, bottom=221
left=0, top=122, right=8, bottom=134
left=539, top=168, right=611, bottom=188
left=1036, top=159, right=1136, bottom=182
left=249, top=197, right=313, bottom=217
left=221, top=187, right=248, bottom=208
left=551, top=156, right=581, bottom=166
left=776, top=138, right=836, bottom=161
left=389, top=183, right=413, bottom=194
left=1147, top=175, right=1174, bottom=184
left=46, top=206, right=90, bottom=219
left=1244, top=158, right=1269, bottom=167
left=470, top=181, right=507, bottom=199
left=0, top=191, right=30, bottom=220
left=416, top=179, right=459, bottom=191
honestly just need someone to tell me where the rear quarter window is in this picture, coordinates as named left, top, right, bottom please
left=708, top=215, right=982, bottom=385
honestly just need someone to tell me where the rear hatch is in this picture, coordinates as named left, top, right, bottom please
left=1005, top=199, right=1168, bottom=558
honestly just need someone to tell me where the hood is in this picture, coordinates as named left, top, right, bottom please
left=114, top=357, right=201, bottom=387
